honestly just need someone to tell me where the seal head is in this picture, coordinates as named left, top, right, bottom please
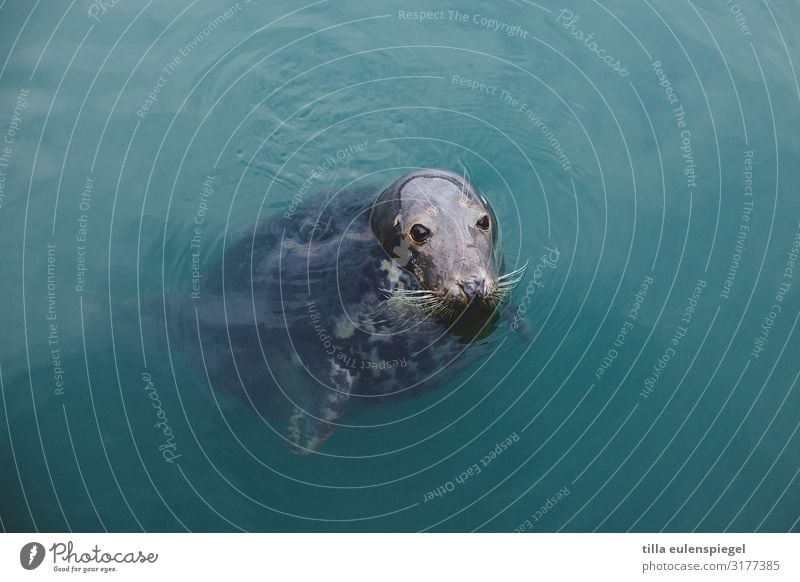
left=370, top=169, right=503, bottom=320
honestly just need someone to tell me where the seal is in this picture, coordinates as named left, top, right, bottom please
left=194, top=169, right=526, bottom=453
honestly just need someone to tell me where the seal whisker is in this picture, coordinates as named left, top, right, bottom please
left=498, top=273, right=524, bottom=285
left=380, top=287, right=431, bottom=296
left=382, top=287, right=442, bottom=309
left=498, top=261, right=528, bottom=281
left=412, top=297, right=441, bottom=311
left=398, top=293, right=437, bottom=300
left=496, top=278, right=523, bottom=291
left=484, top=284, right=516, bottom=309
left=495, top=264, right=528, bottom=296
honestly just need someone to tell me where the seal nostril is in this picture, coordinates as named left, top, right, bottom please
left=459, top=277, right=486, bottom=302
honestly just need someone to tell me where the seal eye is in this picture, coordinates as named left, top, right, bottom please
left=476, top=215, right=491, bottom=231
left=409, top=224, right=431, bottom=244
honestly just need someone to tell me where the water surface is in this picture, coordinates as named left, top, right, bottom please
left=1, top=0, right=799, bottom=532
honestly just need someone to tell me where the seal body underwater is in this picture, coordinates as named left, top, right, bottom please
left=194, top=169, right=526, bottom=453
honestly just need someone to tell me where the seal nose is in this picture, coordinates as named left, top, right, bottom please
left=459, top=277, right=486, bottom=303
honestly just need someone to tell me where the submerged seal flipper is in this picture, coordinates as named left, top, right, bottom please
left=287, top=362, right=355, bottom=454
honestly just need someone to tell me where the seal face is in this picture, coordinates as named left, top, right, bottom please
left=371, top=170, right=506, bottom=320
left=195, top=169, right=525, bottom=453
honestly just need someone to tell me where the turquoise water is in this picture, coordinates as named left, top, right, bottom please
left=1, top=0, right=799, bottom=532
